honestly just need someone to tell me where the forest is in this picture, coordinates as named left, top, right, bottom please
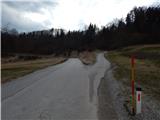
left=1, top=6, right=160, bottom=56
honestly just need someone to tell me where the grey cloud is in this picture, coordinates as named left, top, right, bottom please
left=1, top=1, right=58, bottom=32
left=2, top=7, right=43, bottom=32
left=3, top=1, right=57, bottom=13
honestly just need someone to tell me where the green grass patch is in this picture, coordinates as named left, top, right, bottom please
left=106, top=44, right=160, bottom=100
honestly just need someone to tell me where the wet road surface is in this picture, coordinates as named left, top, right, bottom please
left=2, top=53, right=110, bottom=120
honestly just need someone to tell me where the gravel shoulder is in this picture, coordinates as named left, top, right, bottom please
left=101, top=51, right=160, bottom=120
left=98, top=60, right=129, bottom=120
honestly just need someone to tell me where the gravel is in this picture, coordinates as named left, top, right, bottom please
left=98, top=58, right=160, bottom=120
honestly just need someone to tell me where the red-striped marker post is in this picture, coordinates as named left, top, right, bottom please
left=131, top=55, right=135, bottom=115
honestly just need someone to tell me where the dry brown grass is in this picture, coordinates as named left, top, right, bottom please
left=79, top=51, right=96, bottom=65
left=1, top=57, right=67, bottom=83
left=106, top=45, right=160, bottom=100
left=1, top=51, right=97, bottom=83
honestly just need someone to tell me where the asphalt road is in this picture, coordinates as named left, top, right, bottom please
left=2, top=53, right=110, bottom=120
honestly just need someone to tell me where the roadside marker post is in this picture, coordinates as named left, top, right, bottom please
left=136, top=87, right=142, bottom=114
left=131, top=55, right=142, bottom=115
left=131, top=55, right=135, bottom=115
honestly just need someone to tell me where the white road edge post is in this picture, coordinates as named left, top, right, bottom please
left=136, top=87, right=142, bottom=114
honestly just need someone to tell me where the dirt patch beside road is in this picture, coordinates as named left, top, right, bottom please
left=79, top=51, right=96, bottom=65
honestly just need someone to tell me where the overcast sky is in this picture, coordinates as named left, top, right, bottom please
left=1, top=0, right=159, bottom=32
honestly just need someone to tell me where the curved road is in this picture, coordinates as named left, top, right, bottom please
left=2, top=53, right=110, bottom=120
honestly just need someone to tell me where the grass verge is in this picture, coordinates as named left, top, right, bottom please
left=1, top=51, right=97, bottom=83
left=105, top=44, right=160, bottom=100
left=1, top=57, right=67, bottom=83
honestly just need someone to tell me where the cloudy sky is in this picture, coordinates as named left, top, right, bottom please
left=1, top=0, right=159, bottom=32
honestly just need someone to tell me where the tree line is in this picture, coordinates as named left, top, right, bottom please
left=2, top=6, right=160, bottom=56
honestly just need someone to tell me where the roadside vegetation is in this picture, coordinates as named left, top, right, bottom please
left=79, top=51, right=96, bottom=65
left=105, top=44, right=160, bottom=100
left=1, top=56, right=67, bottom=83
left=1, top=51, right=97, bottom=83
